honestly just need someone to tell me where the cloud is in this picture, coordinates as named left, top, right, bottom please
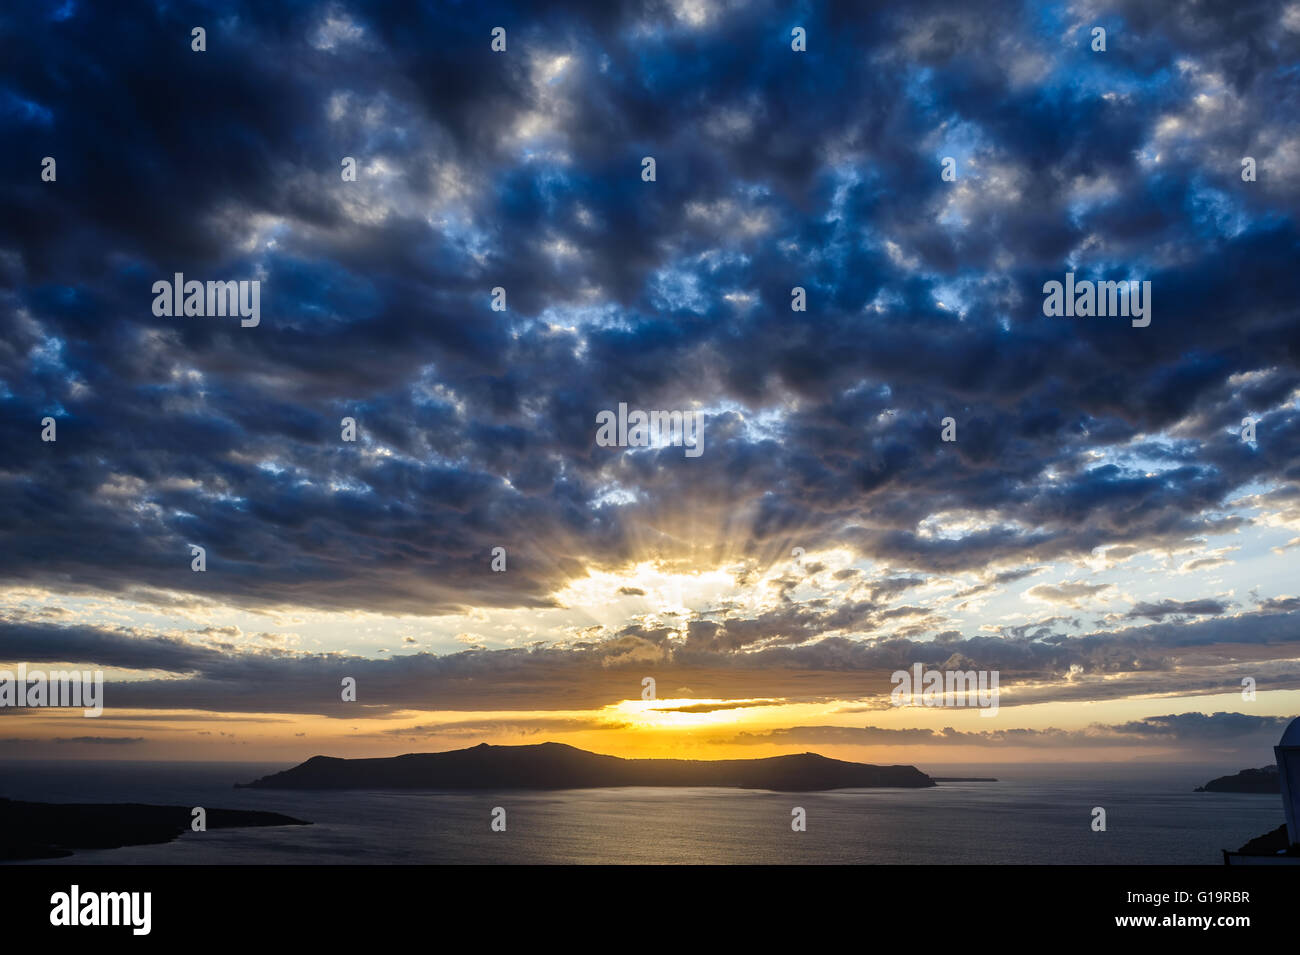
left=382, top=717, right=633, bottom=738
left=52, top=736, right=145, bottom=745
left=0, top=0, right=1296, bottom=757
left=1025, top=582, right=1113, bottom=607
left=648, top=699, right=782, bottom=713
left=3, top=608, right=1299, bottom=716
left=0, top=0, right=1295, bottom=619
left=725, top=712, right=1292, bottom=748
left=1125, top=598, right=1230, bottom=621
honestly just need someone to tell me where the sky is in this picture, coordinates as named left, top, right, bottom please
left=1, top=0, right=1299, bottom=767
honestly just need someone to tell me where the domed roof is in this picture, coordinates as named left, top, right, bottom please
left=1281, top=716, right=1300, bottom=747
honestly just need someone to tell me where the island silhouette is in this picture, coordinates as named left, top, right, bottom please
left=0, top=798, right=310, bottom=861
left=1194, top=765, right=1280, bottom=793
left=238, top=741, right=938, bottom=792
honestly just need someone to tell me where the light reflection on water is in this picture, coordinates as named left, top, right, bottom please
left=0, top=761, right=1281, bottom=865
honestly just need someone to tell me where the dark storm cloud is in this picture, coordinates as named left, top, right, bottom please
left=0, top=0, right=1297, bottom=651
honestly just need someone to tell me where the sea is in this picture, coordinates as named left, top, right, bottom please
left=0, top=760, right=1283, bottom=865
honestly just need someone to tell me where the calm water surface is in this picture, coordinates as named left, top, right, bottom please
left=0, top=761, right=1282, bottom=864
